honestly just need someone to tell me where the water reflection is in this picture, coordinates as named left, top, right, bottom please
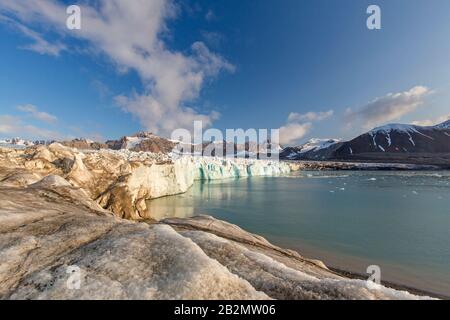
left=146, top=178, right=246, bottom=220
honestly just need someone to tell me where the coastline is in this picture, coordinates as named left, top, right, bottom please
left=329, top=267, right=449, bottom=300
left=267, top=235, right=450, bottom=299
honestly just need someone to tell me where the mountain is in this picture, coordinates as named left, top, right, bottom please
left=334, top=121, right=450, bottom=157
left=281, top=120, right=450, bottom=166
left=280, top=139, right=341, bottom=160
left=105, top=132, right=177, bottom=154
left=0, top=138, right=44, bottom=148
left=105, top=132, right=280, bottom=158
left=435, top=119, right=450, bottom=130
left=61, top=138, right=107, bottom=150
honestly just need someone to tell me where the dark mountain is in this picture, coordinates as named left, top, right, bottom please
left=280, top=139, right=341, bottom=160
left=334, top=121, right=450, bottom=156
left=282, top=120, right=450, bottom=166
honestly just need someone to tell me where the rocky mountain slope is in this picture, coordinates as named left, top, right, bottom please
left=335, top=121, right=450, bottom=155
left=0, top=144, right=433, bottom=300
left=282, top=120, right=450, bottom=166
left=280, top=139, right=341, bottom=160
left=104, top=132, right=278, bottom=158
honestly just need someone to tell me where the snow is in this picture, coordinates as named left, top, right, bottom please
left=0, top=137, right=35, bottom=148
left=386, top=133, right=392, bottom=146
left=298, top=138, right=340, bottom=153
left=407, top=132, right=416, bottom=146
left=287, top=138, right=340, bottom=157
left=370, top=123, right=434, bottom=143
left=434, top=119, right=450, bottom=129
left=369, top=132, right=378, bottom=148
left=371, top=123, right=420, bottom=134
left=124, top=136, right=144, bottom=149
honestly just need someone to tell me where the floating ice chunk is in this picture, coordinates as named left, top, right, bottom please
left=412, top=191, right=418, bottom=195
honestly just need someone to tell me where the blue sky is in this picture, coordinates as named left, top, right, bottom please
left=1, top=0, right=450, bottom=145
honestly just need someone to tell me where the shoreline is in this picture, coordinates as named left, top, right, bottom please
left=329, top=267, right=449, bottom=300
left=266, top=235, right=450, bottom=299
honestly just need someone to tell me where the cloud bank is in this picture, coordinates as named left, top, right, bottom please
left=412, top=113, right=450, bottom=127
left=0, top=115, right=62, bottom=140
left=280, top=110, right=334, bottom=145
left=17, top=104, right=58, bottom=123
left=0, top=0, right=234, bottom=136
left=288, top=110, right=334, bottom=122
left=345, top=86, right=432, bottom=130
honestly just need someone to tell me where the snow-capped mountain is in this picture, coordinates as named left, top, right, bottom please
left=105, top=132, right=177, bottom=154
left=0, top=138, right=35, bottom=147
left=280, top=119, right=450, bottom=164
left=280, top=138, right=341, bottom=160
left=104, top=132, right=267, bottom=157
left=333, top=121, right=450, bottom=158
left=434, top=119, right=450, bottom=130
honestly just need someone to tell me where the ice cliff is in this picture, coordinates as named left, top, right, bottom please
left=193, top=157, right=290, bottom=180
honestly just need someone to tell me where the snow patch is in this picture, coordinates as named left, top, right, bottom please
left=370, top=123, right=435, bottom=142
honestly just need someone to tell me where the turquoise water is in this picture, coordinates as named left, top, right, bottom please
left=147, top=171, right=450, bottom=296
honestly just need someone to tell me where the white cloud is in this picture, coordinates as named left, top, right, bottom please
left=16, top=23, right=66, bottom=56
left=288, top=110, right=334, bottom=122
left=345, top=86, right=432, bottom=130
left=0, top=4, right=66, bottom=56
left=412, top=113, right=450, bottom=126
left=279, top=109, right=334, bottom=145
left=17, top=104, right=58, bottom=123
left=279, top=122, right=312, bottom=145
left=115, top=92, right=220, bottom=135
left=0, top=0, right=234, bottom=136
left=0, top=115, right=63, bottom=140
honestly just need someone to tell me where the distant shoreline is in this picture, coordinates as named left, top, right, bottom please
left=267, top=234, right=450, bottom=300
left=286, top=159, right=449, bottom=171
left=330, top=267, right=448, bottom=300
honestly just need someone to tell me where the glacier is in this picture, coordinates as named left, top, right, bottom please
left=191, top=156, right=291, bottom=181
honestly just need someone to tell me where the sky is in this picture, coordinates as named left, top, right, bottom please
left=0, top=0, right=450, bottom=145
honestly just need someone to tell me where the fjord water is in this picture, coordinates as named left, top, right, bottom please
left=147, top=171, right=450, bottom=297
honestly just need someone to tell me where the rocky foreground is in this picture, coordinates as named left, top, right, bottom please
left=0, top=144, right=433, bottom=299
